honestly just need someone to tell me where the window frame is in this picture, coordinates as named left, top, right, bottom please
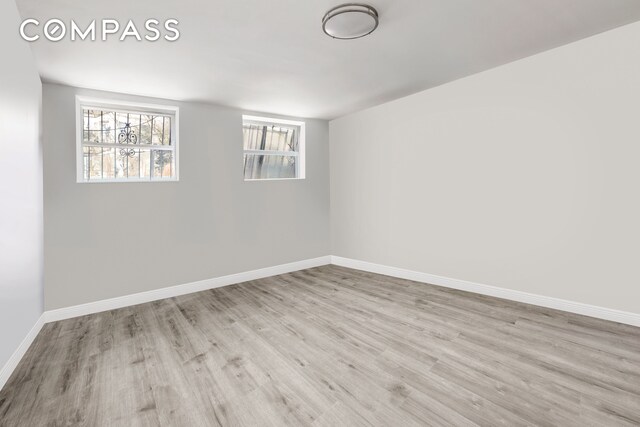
left=242, top=115, right=306, bottom=181
left=75, top=96, right=180, bottom=183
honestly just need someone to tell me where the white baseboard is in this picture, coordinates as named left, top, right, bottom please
left=0, top=313, right=45, bottom=391
left=3, top=254, right=637, bottom=391
left=44, top=256, right=331, bottom=323
left=331, top=256, right=640, bottom=327
left=42, top=254, right=640, bottom=327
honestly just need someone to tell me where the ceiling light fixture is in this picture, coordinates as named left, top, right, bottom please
left=322, top=3, right=379, bottom=40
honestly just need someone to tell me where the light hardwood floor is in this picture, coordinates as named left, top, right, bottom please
left=1, top=265, right=639, bottom=426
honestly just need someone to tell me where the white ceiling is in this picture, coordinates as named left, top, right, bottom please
left=17, top=0, right=640, bottom=119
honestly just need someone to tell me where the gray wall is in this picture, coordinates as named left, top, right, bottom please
left=330, top=21, right=640, bottom=314
left=0, top=1, right=43, bottom=368
left=43, top=84, right=330, bottom=310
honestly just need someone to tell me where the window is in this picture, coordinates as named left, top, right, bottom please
left=243, top=115, right=305, bottom=180
left=76, top=97, right=179, bottom=182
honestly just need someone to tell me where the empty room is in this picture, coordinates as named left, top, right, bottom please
left=1, top=0, right=640, bottom=425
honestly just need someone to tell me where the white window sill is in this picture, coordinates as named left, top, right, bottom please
left=77, top=178, right=179, bottom=184
left=243, top=177, right=305, bottom=182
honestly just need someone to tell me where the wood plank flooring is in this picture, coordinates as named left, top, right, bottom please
left=1, top=265, right=639, bottom=426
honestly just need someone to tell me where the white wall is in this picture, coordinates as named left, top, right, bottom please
left=330, top=21, right=640, bottom=314
left=43, top=84, right=330, bottom=310
left=0, top=1, right=43, bottom=368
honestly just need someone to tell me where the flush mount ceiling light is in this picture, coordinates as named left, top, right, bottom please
left=322, top=3, right=379, bottom=40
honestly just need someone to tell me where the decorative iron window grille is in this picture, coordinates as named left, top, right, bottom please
left=242, top=115, right=305, bottom=180
left=76, top=98, right=178, bottom=182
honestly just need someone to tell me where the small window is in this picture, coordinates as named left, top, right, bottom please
left=76, top=97, right=179, bottom=182
left=243, top=115, right=305, bottom=181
